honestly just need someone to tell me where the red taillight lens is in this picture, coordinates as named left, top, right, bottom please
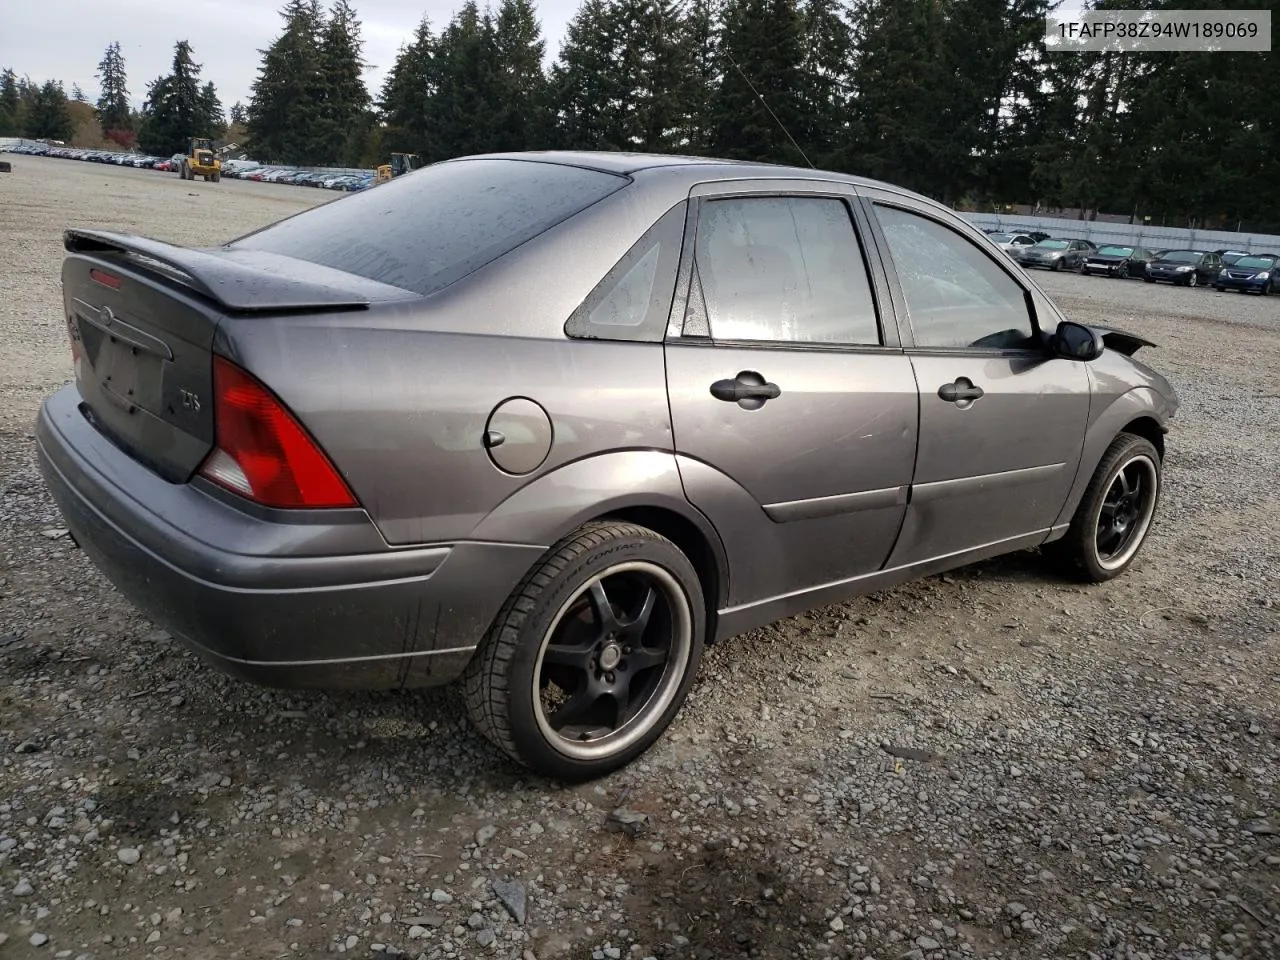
left=90, top=268, right=122, bottom=289
left=198, top=356, right=358, bottom=509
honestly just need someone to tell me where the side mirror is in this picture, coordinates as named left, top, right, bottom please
left=1051, top=320, right=1105, bottom=361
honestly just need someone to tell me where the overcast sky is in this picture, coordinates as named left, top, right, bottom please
left=2, top=0, right=1088, bottom=113
left=0, top=0, right=582, bottom=110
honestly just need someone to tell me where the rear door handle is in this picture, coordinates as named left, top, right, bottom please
left=711, top=372, right=781, bottom=407
left=938, top=378, right=984, bottom=403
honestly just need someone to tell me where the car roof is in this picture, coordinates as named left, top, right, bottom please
left=440, top=150, right=954, bottom=214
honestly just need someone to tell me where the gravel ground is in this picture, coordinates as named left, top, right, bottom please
left=1, top=154, right=1277, bottom=960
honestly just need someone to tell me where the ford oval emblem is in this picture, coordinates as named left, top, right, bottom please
left=99, top=305, right=114, bottom=327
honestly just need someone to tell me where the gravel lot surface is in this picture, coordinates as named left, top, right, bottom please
left=1, top=154, right=1277, bottom=960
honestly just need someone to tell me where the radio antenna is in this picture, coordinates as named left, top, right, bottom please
left=723, top=49, right=815, bottom=168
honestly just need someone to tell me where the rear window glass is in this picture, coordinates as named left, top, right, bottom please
left=227, top=158, right=628, bottom=296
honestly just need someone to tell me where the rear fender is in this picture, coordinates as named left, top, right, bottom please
left=466, top=450, right=730, bottom=607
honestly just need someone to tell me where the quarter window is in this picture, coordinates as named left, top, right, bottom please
left=691, top=196, right=881, bottom=345
left=875, top=204, right=1035, bottom=350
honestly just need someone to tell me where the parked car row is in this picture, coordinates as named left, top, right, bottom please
left=995, top=233, right=1277, bottom=295
left=218, top=159, right=375, bottom=191
left=2, top=141, right=377, bottom=193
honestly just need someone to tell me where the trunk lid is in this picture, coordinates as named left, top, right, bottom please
left=61, top=229, right=419, bottom=484
left=63, top=255, right=221, bottom=483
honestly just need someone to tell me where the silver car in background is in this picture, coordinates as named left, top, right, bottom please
left=35, top=152, right=1178, bottom=780
left=1013, top=237, right=1097, bottom=271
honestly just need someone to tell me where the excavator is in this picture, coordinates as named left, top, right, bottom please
left=177, top=137, right=221, bottom=182
left=375, top=152, right=422, bottom=185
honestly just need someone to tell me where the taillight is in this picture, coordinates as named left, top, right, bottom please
left=90, top=268, right=122, bottom=289
left=198, top=356, right=358, bottom=509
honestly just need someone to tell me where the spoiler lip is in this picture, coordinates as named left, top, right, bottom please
left=63, top=228, right=421, bottom=313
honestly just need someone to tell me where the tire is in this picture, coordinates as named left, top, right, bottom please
left=1118, top=263, right=1129, bottom=280
left=463, top=521, right=706, bottom=781
left=1052, top=259, right=1063, bottom=272
left=1144, top=276, right=1155, bottom=283
left=1263, top=280, right=1273, bottom=296
left=1187, top=272, right=1198, bottom=287
left=1045, top=433, right=1162, bottom=583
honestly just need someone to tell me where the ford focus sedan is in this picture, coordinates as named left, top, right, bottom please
left=35, top=152, right=1178, bottom=781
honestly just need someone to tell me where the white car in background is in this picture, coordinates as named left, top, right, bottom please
left=987, top=232, right=1038, bottom=254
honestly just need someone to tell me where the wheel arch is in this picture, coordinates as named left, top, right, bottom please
left=597, top=505, right=723, bottom=643
left=1051, top=387, right=1173, bottom=531
left=466, top=450, right=731, bottom=618
left=1120, top=414, right=1165, bottom=461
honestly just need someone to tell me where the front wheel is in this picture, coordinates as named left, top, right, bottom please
left=1118, top=263, right=1129, bottom=279
left=1045, top=433, right=1162, bottom=583
left=1187, top=272, right=1199, bottom=287
left=464, top=521, right=706, bottom=781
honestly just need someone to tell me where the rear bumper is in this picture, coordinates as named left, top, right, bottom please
left=35, top=385, right=544, bottom=690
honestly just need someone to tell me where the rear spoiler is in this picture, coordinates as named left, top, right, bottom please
left=64, top=229, right=420, bottom=313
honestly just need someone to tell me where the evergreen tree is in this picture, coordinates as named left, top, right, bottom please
left=200, top=81, right=226, bottom=136
left=95, top=41, right=132, bottom=136
left=709, top=0, right=808, bottom=165
left=430, top=1, right=501, bottom=159
left=0, top=68, right=20, bottom=136
left=490, top=0, right=549, bottom=151
left=136, top=41, right=220, bottom=156
left=548, top=0, right=626, bottom=150
left=248, top=0, right=326, bottom=163
left=229, top=101, right=248, bottom=125
left=378, top=17, right=437, bottom=155
left=25, top=80, right=74, bottom=141
left=549, top=0, right=701, bottom=153
left=70, top=83, right=87, bottom=103
left=683, top=0, right=721, bottom=153
left=798, top=0, right=854, bottom=169
left=318, top=0, right=371, bottom=164
left=845, top=0, right=949, bottom=197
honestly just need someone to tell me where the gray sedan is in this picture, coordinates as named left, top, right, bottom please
left=35, top=152, right=1178, bottom=780
left=1014, top=237, right=1097, bottom=271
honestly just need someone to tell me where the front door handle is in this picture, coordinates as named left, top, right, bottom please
left=938, top=378, right=984, bottom=403
left=710, top=371, right=781, bottom=408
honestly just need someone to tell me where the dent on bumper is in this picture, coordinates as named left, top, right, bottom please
left=35, top=385, right=545, bottom=690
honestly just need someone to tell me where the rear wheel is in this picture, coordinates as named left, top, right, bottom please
left=1045, top=433, right=1161, bottom=583
left=463, top=521, right=706, bottom=781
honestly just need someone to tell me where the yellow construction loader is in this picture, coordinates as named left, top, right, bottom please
left=375, top=152, right=422, bottom=185
left=178, top=137, right=221, bottom=182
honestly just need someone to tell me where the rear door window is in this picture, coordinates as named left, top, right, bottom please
left=228, top=158, right=628, bottom=297
left=690, top=196, right=882, bottom=345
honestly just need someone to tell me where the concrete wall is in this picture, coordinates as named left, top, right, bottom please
left=961, top=212, right=1280, bottom=253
